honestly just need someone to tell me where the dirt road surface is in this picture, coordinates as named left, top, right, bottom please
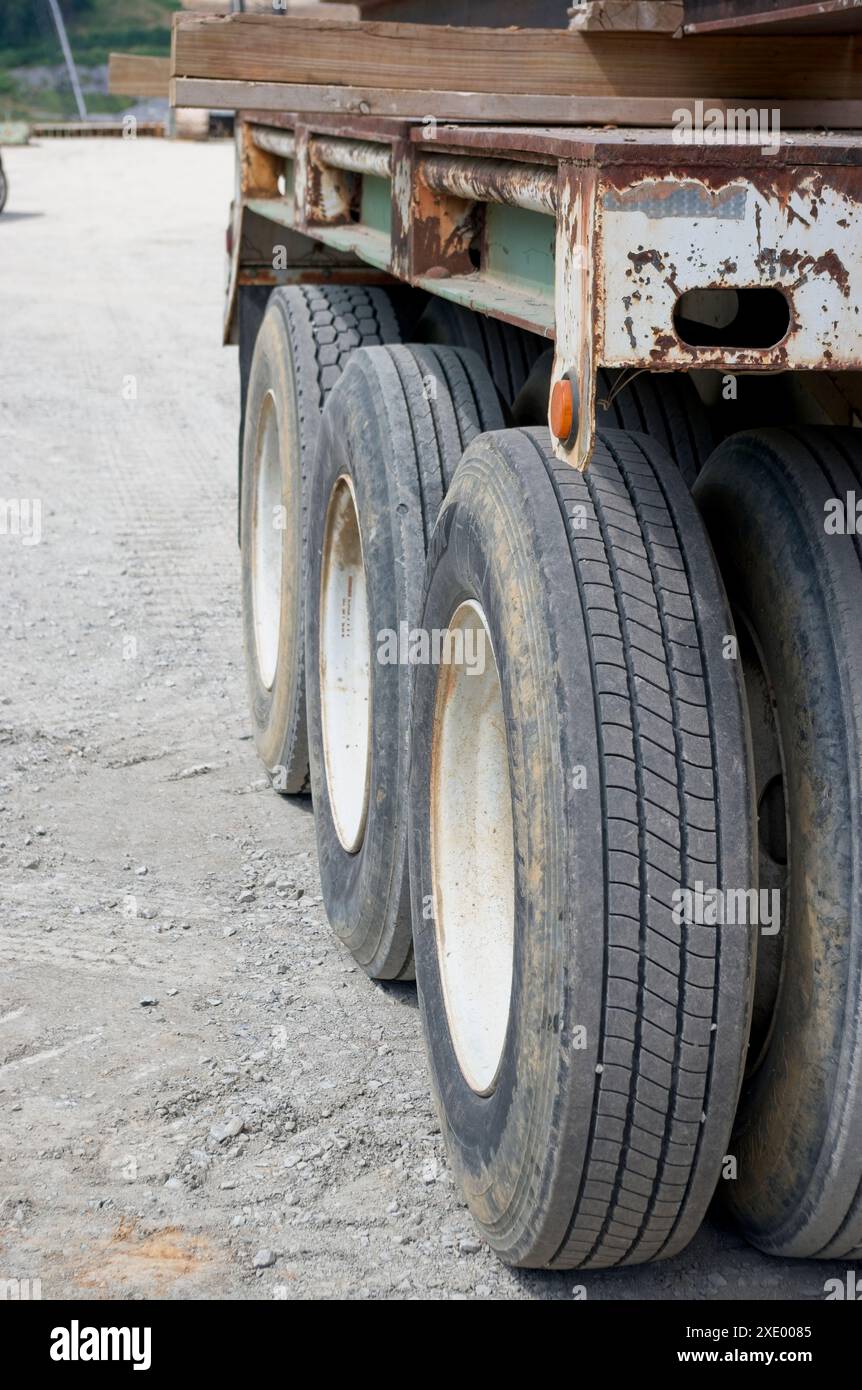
left=0, top=137, right=849, bottom=1301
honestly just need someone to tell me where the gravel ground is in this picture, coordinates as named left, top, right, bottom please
left=0, top=136, right=851, bottom=1301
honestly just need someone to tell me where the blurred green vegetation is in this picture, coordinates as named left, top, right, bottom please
left=1, top=0, right=174, bottom=64
left=0, top=0, right=175, bottom=120
left=1, top=0, right=95, bottom=53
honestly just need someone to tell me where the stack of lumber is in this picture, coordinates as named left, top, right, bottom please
left=170, top=11, right=862, bottom=126
left=110, top=5, right=361, bottom=100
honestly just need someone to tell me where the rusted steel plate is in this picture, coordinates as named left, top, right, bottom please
left=231, top=117, right=862, bottom=470
left=238, top=109, right=410, bottom=143
left=414, top=274, right=555, bottom=338
left=553, top=164, right=601, bottom=471
left=412, top=125, right=862, bottom=164
left=598, top=165, right=862, bottom=370
left=683, top=0, right=862, bottom=36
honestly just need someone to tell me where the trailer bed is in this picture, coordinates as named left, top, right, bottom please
left=229, top=111, right=862, bottom=466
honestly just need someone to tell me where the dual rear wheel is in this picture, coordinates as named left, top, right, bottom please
left=240, top=293, right=862, bottom=1270
left=411, top=427, right=755, bottom=1266
left=696, top=429, right=862, bottom=1260
left=304, top=343, right=505, bottom=979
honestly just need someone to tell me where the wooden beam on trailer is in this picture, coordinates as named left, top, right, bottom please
left=171, top=79, right=693, bottom=122
left=109, top=53, right=171, bottom=99
left=173, top=78, right=862, bottom=128
left=171, top=13, right=862, bottom=102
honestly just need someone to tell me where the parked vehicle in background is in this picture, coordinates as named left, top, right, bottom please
left=0, top=122, right=33, bottom=215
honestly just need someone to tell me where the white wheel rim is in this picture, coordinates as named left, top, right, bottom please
left=319, top=476, right=371, bottom=853
left=251, top=391, right=283, bottom=690
left=431, top=601, right=515, bottom=1094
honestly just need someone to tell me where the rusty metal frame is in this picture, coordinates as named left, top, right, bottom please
left=230, top=112, right=862, bottom=469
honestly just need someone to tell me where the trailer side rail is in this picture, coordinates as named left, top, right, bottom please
left=230, top=113, right=862, bottom=468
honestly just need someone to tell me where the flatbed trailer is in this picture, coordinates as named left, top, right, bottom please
left=188, top=13, right=862, bottom=1275
left=228, top=112, right=862, bottom=467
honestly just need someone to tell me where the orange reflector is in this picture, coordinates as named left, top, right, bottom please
left=550, top=378, right=574, bottom=441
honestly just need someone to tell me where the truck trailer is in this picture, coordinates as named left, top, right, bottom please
left=172, top=5, right=862, bottom=1271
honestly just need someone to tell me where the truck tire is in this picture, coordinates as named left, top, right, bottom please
left=694, top=427, right=862, bottom=1259
left=414, top=298, right=544, bottom=405
left=595, top=368, right=715, bottom=490
left=408, top=426, right=756, bottom=1267
left=240, top=285, right=402, bottom=794
left=305, top=345, right=505, bottom=979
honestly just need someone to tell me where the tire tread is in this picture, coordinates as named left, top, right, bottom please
left=524, top=428, right=732, bottom=1269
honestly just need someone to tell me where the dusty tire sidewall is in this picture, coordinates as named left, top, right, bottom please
left=409, top=434, right=605, bottom=1264
left=305, top=356, right=421, bottom=974
left=240, top=307, right=306, bottom=778
left=696, top=433, right=862, bottom=1253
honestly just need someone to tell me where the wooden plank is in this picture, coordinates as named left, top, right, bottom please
left=569, top=2, right=683, bottom=31
left=171, top=12, right=862, bottom=100
left=172, top=78, right=700, bottom=122
left=109, top=53, right=170, bottom=99
left=174, top=78, right=862, bottom=128
left=684, top=1, right=862, bottom=35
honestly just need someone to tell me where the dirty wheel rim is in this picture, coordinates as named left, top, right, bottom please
left=251, top=391, right=283, bottom=691
left=430, top=601, right=515, bottom=1094
left=319, top=475, right=371, bottom=853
